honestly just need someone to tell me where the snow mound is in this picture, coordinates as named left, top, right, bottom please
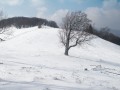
left=0, top=26, right=120, bottom=90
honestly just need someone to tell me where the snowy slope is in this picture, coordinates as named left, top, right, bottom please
left=0, top=26, right=120, bottom=90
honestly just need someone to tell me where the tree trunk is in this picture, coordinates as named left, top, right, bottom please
left=64, top=38, right=70, bottom=56
left=64, top=47, right=69, bottom=56
left=64, top=29, right=71, bottom=56
left=64, top=39, right=70, bottom=56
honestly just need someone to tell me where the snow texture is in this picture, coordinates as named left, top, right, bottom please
left=0, top=26, right=120, bottom=90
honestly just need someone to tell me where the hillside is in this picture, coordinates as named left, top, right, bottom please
left=0, top=26, right=120, bottom=90
left=0, top=17, right=58, bottom=29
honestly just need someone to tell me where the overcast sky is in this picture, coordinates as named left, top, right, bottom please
left=0, top=0, right=120, bottom=36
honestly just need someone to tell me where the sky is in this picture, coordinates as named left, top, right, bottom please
left=0, top=0, right=120, bottom=36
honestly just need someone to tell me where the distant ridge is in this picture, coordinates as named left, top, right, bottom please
left=0, top=17, right=59, bottom=29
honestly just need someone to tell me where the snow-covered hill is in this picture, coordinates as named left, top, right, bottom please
left=0, top=26, right=120, bottom=90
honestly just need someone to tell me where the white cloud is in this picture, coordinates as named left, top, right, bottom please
left=36, top=7, right=47, bottom=19
left=32, top=0, right=47, bottom=19
left=103, top=0, right=120, bottom=9
left=85, top=0, right=120, bottom=30
left=0, top=0, right=23, bottom=6
left=50, top=9, right=68, bottom=26
left=36, top=9, right=68, bottom=27
left=33, top=0, right=47, bottom=19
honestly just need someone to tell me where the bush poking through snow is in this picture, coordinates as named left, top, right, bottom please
left=0, top=62, right=3, bottom=64
left=84, top=68, right=88, bottom=71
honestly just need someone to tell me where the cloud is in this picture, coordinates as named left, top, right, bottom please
left=85, top=0, right=120, bottom=30
left=50, top=9, right=68, bottom=26
left=32, top=0, right=47, bottom=19
left=103, top=0, right=120, bottom=9
left=0, top=0, right=23, bottom=6
left=35, top=0, right=120, bottom=32
left=36, top=7, right=47, bottom=19
left=36, top=8, right=68, bottom=26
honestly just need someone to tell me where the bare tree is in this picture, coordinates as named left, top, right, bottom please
left=99, top=27, right=110, bottom=38
left=0, top=11, right=4, bottom=21
left=0, top=10, right=8, bottom=34
left=0, top=10, right=7, bottom=21
left=0, top=10, right=8, bottom=41
left=59, top=11, right=93, bottom=55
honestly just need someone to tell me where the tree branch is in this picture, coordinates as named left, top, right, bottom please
left=69, top=38, right=79, bottom=49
